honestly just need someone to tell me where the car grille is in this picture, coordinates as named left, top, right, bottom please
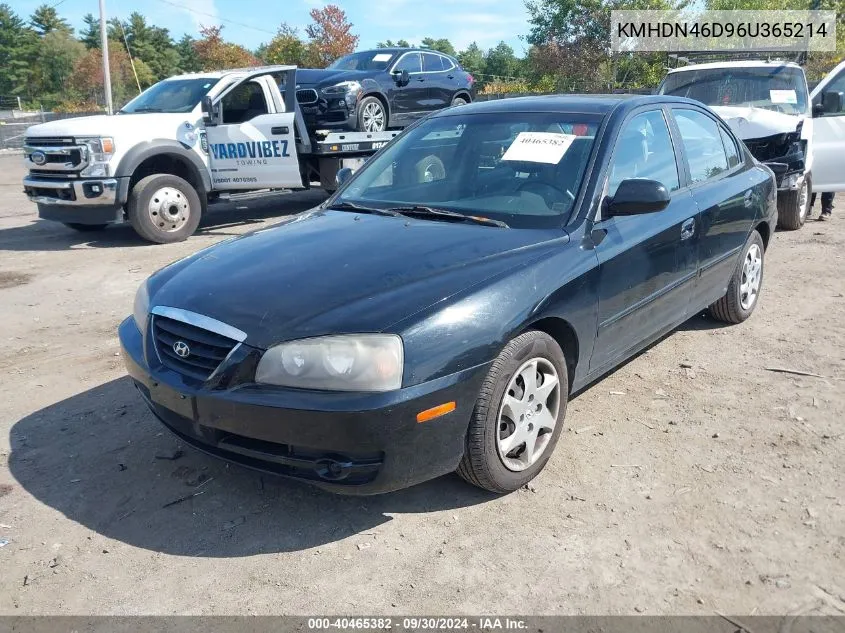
left=25, top=136, right=76, bottom=146
left=296, top=89, right=319, bottom=105
left=153, top=315, right=239, bottom=381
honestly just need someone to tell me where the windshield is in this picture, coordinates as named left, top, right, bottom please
left=335, top=111, right=602, bottom=228
left=660, top=67, right=809, bottom=116
left=328, top=51, right=395, bottom=71
left=120, top=77, right=220, bottom=114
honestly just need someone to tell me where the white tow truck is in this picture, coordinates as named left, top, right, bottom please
left=22, top=65, right=398, bottom=243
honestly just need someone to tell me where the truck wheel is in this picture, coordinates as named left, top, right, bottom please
left=357, top=96, right=386, bottom=132
left=63, top=223, right=107, bottom=232
left=127, top=174, right=201, bottom=244
left=457, top=330, right=568, bottom=493
left=708, top=230, right=765, bottom=324
left=776, top=176, right=810, bottom=230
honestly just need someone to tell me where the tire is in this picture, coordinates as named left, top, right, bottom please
left=451, top=95, right=470, bottom=107
left=357, top=96, right=387, bottom=132
left=63, top=223, right=107, bottom=232
left=708, top=230, right=765, bottom=324
left=127, top=173, right=201, bottom=244
left=776, top=175, right=810, bottom=230
left=457, top=330, right=568, bottom=493
left=415, top=155, right=446, bottom=183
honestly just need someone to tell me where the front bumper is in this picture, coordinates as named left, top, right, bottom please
left=24, top=176, right=124, bottom=224
left=118, top=318, right=486, bottom=494
left=299, top=92, right=359, bottom=131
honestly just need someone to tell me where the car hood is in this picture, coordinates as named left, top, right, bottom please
left=295, top=68, right=379, bottom=88
left=150, top=210, right=567, bottom=349
left=710, top=106, right=803, bottom=140
left=25, top=113, right=197, bottom=139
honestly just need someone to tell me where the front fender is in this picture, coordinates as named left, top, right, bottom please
left=114, top=140, right=212, bottom=204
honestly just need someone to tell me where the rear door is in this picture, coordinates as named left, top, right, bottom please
left=669, top=106, right=762, bottom=309
left=204, top=73, right=301, bottom=190
left=811, top=61, right=845, bottom=192
left=591, top=107, right=699, bottom=373
left=422, top=52, right=451, bottom=110
left=390, top=52, right=427, bottom=122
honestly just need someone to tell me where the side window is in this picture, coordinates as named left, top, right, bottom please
left=815, top=70, right=845, bottom=115
left=673, top=109, right=729, bottom=183
left=423, top=53, right=443, bottom=72
left=720, top=127, right=742, bottom=168
left=221, top=81, right=268, bottom=124
left=441, top=56, right=455, bottom=71
left=394, top=53, right=422, bottom=74
left=607, top=110, right=680, bottom=197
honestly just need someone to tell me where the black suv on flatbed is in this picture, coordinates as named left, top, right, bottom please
left=295, top=48, right=476, bottom=132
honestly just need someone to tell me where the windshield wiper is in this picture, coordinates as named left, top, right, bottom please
left=388, top=206, right=508, bottom=228
left=328, top=201, right=402, bottom=217
left=125, top=106, right=163, bottom=113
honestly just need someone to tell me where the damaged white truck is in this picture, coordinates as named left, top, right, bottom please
left=22, top=65, right=396, bottom=243
left=659, top=59, right=842, bottom=230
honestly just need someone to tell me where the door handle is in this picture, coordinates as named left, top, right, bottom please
left=743, top=189, right=754, bottom=208
left=680, top=218, right=695, bottom=241
left=415, top=77, right=425, bottom=82
left=270, top=126, right=289, bottom=135
left=447, top=74, right=454, bottom=79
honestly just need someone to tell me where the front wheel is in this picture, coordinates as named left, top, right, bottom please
left=357, top=96, right=387, bottom=132
left=457, top=330, right=568, bottom=493
left=127, top=174, right=201, bottom=244
left=776, top=176, right=810, bottom=230
left=708, top=230, right=765, bottom=324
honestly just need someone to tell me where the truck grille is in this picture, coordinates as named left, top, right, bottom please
left=153, top=315, right=239, bottom=381
left=25, top=136, right=75, bottom=146
left=296, top=89, right=319, bottom=105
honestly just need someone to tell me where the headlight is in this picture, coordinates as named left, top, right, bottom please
left=255, top=334, right=403, bottom=392
left=322, top=81, right=362, bottom=95
left=133, top=281, right=150, bottom=333
left=78, top=136, right=115, bottom=177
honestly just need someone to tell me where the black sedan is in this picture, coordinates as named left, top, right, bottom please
left=295, top=48, right=475, bottom=132
left=120, top=94, right=777, bottom=494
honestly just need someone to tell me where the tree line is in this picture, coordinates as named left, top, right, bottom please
left=0, top=0, right=842, bottom=112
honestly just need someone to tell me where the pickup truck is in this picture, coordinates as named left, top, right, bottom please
left=659, top=60, right=816, bottom=230
left=22, top=65, right=397, bottom=243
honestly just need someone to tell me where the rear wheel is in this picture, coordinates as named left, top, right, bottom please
left=708, top=230, right=765, bottom=324
left=776, top=176, right=810, bottom=230
left=63, top=223, right=107, bottom=232
left=127, top=173, right=201, bottom=244
left=457, top=330, right=568, bottom=493
left=357, top=96, right=387, bottom=132
left=451, top=95, right=470, bottom=107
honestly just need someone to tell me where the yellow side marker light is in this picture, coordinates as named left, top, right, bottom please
left=417, top=401, right=456, bottom=423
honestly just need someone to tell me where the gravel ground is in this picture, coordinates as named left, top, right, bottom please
left=0, top=154, right=843, bottom=615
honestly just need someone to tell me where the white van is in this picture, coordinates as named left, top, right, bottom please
left=810, top=58, right=845, bottom=195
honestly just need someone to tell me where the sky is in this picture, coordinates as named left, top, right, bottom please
left=14, top=0, right=533, bottom=56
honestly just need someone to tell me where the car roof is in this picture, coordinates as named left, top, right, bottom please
left=430, top=94, right=697, bottom=117
left=667, top=60, right=803, bottom=73
left=360, top=47, right=456, bottom=58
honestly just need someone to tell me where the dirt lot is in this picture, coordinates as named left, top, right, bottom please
left=0, top=153, right=843, bottom=616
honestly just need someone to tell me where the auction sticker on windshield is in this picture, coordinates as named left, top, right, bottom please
left=502, top=132, right=577, bottom=164
left=373, top=53, right=392, bottom=62
left=770, top=89, right=798, bottom=104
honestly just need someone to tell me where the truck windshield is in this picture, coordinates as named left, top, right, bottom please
left=328, top=51, right=395, bottom=71
left=119, top=78, right=220, bottom=114
left=334, top=111, right=602, bottom=229
left=660, top=66, right=808, bottom=116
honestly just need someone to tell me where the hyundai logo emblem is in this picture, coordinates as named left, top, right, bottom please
left=172, top=341, right=191, bottom=358
left=30, top=150, right=47, bottom=166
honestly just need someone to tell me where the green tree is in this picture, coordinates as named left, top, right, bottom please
left=193, top=25, right=259, bottom=70
left=114, top=13, right=179, bottom=81
left=0, top=4, right=36, bottom=98
left=29, top=4, right=71, bottom=36
left=421, top=37, right=456, bottom=56
left=265, top=23, right=308, bottom=66
left=484, top=41, right=519, bottom=79
left=80, top=13, right=100, bottom=48
left=377, top=39, right=412, bottom=48
left=175, top=34, right=201, bottom=73
left=458, top=42, right=486, bottom=75
left=32, top=30, right=85, bottom=102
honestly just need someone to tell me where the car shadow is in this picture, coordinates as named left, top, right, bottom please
left=0, top=190, right=329, bottom=252
left=7, top=376, right=496, bottom=558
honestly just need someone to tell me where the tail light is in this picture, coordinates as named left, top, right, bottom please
left=467, top=73, right=475, bottom=84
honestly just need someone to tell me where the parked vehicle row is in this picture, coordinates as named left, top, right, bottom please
left=120, top=94, right=777, bottom=494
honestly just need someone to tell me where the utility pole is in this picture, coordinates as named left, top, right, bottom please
left=99, top=0, right=113, bottom=115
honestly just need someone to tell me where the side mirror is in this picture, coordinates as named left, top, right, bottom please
left=201, top=95, right=220, bottom=126
left=607, top=178, right=670, bottom=216
left=822, top=91, right=843, bottom=115
left=812, top=101, right=825, bottom=117
left=335, top=167, right=354, bottom=187
left=392, top=69, right=410, bottom=87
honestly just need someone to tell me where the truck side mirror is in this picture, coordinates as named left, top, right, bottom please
left=822, top=91, right=843, bottom=115
left=202, top=95, right=220, bottom=126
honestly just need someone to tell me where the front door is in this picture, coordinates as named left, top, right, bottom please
left=422, top=52, right=451, bottom=110
left=204, top=77, right=300, bottom=190
left=389, top=52, right=428, bottom=125
left=591, top=108, right=698, bottom=372
left=811, top=62, right=845, bottom=192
